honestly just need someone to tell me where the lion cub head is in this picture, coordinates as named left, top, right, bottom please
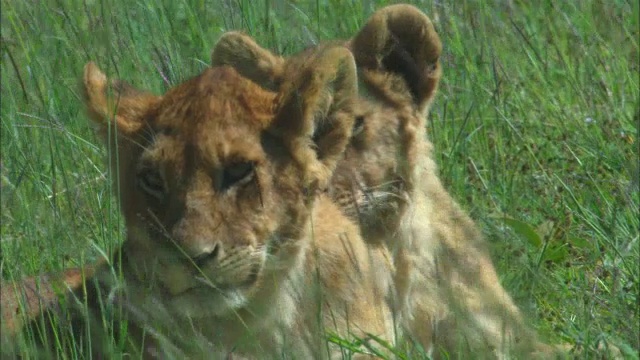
left=212, top=4, right=442, bottom=239
left=82, top=46, right=357, bottom=318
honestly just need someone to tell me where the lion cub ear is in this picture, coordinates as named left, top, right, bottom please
left=211, top=32, right=284, bottom=91
left=82, top=62, right=159, bottom=137
left=270, top=47, right=357, bottom=191
left=350, top=4, right=442, bottom=111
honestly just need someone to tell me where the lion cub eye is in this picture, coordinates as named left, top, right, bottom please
left=352, top=115, right=365, bottom=137
left=221, top=162, right=255, bottom=191
left=137, top=167, right=165, bottom=200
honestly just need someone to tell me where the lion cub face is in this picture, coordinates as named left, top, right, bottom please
left=121, top=69, right=285, bottom=312
left=82, top=47, right=357, bottom=317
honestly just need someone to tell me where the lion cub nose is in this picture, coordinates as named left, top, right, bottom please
left=191, top=242, right=221, bottom=268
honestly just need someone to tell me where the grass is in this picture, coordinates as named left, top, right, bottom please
left=1, top=0, right=638, bottom=358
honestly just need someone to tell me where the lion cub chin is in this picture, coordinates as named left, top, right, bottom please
left=4, top=46, right=394, bottom=359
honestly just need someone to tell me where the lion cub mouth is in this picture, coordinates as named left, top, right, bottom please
left=153, top=245, right=265, bottom=299
left=155, top=252, right=264, bottom=317
left=332, top=178, right=406, bottom=225
left=192, top=262, right=261, bottom=292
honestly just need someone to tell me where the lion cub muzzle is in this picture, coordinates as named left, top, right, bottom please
left=153, top=239, right=263, bottom=297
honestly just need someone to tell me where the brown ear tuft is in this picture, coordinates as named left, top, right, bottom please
left=211, top=32, right=284, bottom=91
left=271, top=47, right=357, bottom=190
left=82, top=62, right=159, bottom=136
left=350, top=4, right=442, bottom=110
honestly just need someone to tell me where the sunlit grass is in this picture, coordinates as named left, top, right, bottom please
left=1, top=0, right=637, bottom=358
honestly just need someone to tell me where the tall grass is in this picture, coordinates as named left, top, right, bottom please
left=1, top=0, right=638, bottom=357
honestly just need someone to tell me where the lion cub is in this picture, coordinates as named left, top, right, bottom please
left=211, top=4, right=565, bottom=359
left=4, top=47, right=395, bottom=359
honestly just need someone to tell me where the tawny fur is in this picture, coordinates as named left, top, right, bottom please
left=1, top=5, right=572, bottom=360
left=2, top=47, right=396, bottom=359
left=211, top=4, right=566, bottom=359
left=1, top=266, right=98, bottom=334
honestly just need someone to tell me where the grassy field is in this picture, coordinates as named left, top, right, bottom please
left=1, top=0, right=638, bottom=358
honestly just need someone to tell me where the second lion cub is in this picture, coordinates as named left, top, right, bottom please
left=212, top=4, right=565, bottom=359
